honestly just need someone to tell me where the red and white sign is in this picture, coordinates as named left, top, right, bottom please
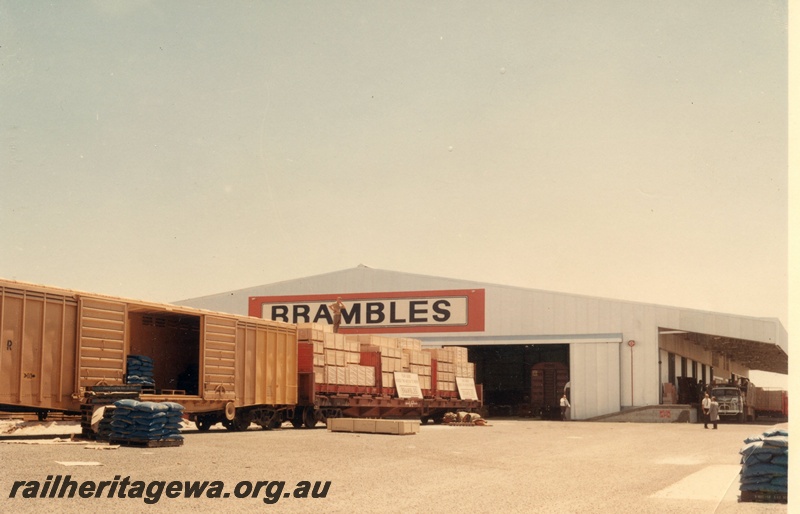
left=249, top=289, right=485, bottom=334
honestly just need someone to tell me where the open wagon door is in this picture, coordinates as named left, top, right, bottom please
left=202, top=315, right=237, bottom=402
left=77, top=298, right=127, bottom=392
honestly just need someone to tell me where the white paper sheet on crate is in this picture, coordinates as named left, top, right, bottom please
left=393, top=372, right=423, bottom=399
left=456, top=377, right=479, bottom=400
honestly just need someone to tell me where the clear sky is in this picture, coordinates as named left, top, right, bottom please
left=1, top=2, right=789, bottom=387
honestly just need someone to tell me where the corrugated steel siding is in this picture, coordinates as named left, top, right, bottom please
left=78, top=298, right=126, bottom=389
left=236, top=321, right=298, bottom=407
left=202, top=315, right=237, bottom=400
left=0, top=286, right=79, bottom=409
left=571, top=342, right=621, bottom=419
left=175, top=267, right=787, bottom=413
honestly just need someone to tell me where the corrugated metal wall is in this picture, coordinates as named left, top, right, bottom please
left=570, top=342, right=621, bottom=419
left=177, top=267, right=787, bottom=419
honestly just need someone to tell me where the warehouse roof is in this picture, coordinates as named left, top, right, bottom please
left=178, top=265, right=788, bottom=375
left=675, top=330, right=788, bottom=375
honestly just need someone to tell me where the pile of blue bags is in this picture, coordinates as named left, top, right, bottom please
left=126, top=355, right=155, bottom=389
left=110, top=399, right=185, bottom=442
left=96, top=408, right=114, bottom=440
left=739, top=427, right=788, bottom=498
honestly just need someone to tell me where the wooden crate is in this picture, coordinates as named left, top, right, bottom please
left=327, top=418, right=419, bottom=435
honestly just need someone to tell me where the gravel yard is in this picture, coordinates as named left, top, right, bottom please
left=0, top=418, right=789, bottom=513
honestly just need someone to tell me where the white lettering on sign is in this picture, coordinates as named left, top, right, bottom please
left=456, top=377, right=478, bottom=401
left=394, top=372, right=423, bottom=399
left=262, top=296, right=468, bottom=328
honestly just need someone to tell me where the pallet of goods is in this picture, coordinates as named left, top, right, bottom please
left=297, top=326, right=478, bottom=399
left=428, top=346, right=474, bottom=393
left=327, top=417, right=420, bottom=435
left=297, top=324, right=376, bottom=387
left=739, top=427, right=788, bottom=503
left=107, top=399, right=185, bottom=447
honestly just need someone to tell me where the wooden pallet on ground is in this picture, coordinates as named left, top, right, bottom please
left=739, top=490, right=787, bottom=504
left=109, top=437, right=184, bottom=448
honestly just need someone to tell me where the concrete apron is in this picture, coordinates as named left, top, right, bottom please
left=588, top=405, right=698, bottom=423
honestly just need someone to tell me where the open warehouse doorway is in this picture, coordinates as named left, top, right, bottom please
left=467, top=344, right=569, bottom=419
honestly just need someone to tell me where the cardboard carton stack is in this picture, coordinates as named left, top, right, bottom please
left=299, top=329, right=476, bottom=393
left=401, top=339, right=433, bottom=390
left=428, top=346, right=471, bottom=392
left=298, top=323, right=375, bottom=387
left=396, top=337, right=422, bottom=351
left=297, top=322, right=328, bottom=383
left=357, top=335, right=402, bottom=388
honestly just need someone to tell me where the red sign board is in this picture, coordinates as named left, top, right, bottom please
left=249, top=289, right=485, bottom=334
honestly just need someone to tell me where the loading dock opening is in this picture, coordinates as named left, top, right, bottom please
left=468, top=344, right=569, bottom=418
left=128, top=310, right=200, bottom=395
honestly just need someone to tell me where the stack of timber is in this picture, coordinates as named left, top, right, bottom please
left=297, top=325, right=479, bottom=399
left=298, top=324, right=375, bottom=387
left=327, top=417, right=420, bottom=435
left=429, top=346, right=474, bottom=393
left=400, top=339, right=433, bottom=390
left=357, top=335, right=403, bottom=388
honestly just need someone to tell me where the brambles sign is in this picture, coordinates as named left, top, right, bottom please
left=248, top=289, right=485, bottom=334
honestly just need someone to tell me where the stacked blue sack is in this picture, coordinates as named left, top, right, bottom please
left=110, top=399, right=185, bottom=442
left=96, top=407, right=114, bottom=440
left=739, top=427, right=788, bottom=499
left=126, top=355, right=156, bottom=389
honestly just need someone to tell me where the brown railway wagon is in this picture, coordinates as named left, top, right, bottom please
left=0, top=278, right=297, bottom=430
left=530, top=361, right=569, bottom=419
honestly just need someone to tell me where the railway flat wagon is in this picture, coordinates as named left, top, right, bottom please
left=290, top=327, right=483, bottom=427
left=0, top=279, right=297, bottom=431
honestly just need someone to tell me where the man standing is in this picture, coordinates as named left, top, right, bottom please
left=329, top=297, right=345, bottom=333
left=709, top=396, right=720, bottom=430
left=702, top=392, right=711, bottom=429
left=560, top=394, right=570, bottom=421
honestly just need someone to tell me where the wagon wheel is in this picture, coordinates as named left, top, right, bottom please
left=224, top=402, right=236, bottom=421
left=303, top=407, right=318, bottom=428
left=224, top=415, right=249, bottom=432
left=290, top=409, right=304, bottom=429
left=195, top=417, right=213, bottom=432
left=258, top=413, right=282, bottom=430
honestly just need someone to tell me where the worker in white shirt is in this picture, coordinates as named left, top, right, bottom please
left=701, top=392, right=712, bottom=428
left=560, top=394, right=571, bottom=421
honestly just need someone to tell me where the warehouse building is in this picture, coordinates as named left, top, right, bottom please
left=177, top=265, right=788, bottom=421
